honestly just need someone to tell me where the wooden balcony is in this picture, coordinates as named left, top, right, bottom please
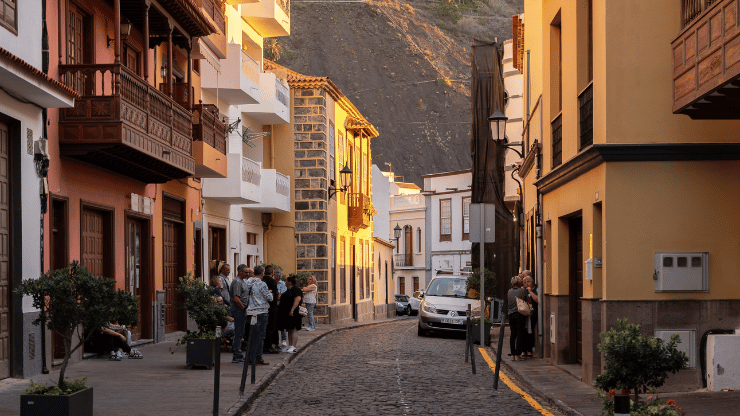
left=348, top=192, right=373, bottom=231
left=59, top=64, right=195, bottom=183
left=673, top=0, right=740, bottom=118
left=192, top=103, right=227, bottom=178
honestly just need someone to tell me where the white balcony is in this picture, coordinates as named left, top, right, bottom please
left=240, top=0, right=290, bottom=37
left=202, top=154, right=262, bottom=204
left=201, top=43, right=260, bottom=105
left=239, top=71, right=290, bottom=124
left=245, top=169, right=291, bottom=212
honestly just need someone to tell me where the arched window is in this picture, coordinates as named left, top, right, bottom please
left=404, top=225, right=413, bottom=266
left=417, top=227, right=422, bottom=253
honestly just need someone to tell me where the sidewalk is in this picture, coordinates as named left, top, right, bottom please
left=0, top=316, right=407, bottom=416
left=488, top=325, right=740, bottom=416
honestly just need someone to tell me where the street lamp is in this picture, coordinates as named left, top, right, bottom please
left=489, top=109, right=523, bottom=158
left=393, top=223, right=402, bottom=253
left=108, top=20, right=133, bottom=48
left=328, top=164, right=352, bottom=199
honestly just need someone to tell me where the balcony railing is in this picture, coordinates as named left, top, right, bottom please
left=242, top=157, right=261, bottom=186
left=393, top=253, right=414, bottom=267
left=202, top=0, right=226, bottom=34
left=578, top=83, right=593, bottom=149
left=277, top=0, right=290, bottom=17
left=348, top=192, right=373, bottom=231
left=276, top=172, right=290, bottom=196
left=682, top=0, right=719, bottom=28
left=58, top=63, right=194, bottom=183
left=241, top=49, right=260, bottom=85
left=275, top=79, right=289, bottom=107
left=551, top=114, right=562, bottom=168
left=193, top=103, right=227, bottom=154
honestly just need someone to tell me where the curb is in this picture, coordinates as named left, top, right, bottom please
left=486, top=343, right=585, bottom=416
left=227, top=317, right=409, bottom=416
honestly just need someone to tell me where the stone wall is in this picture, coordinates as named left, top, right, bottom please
left=329, top=304, right=353, bottom=325
left=356, top=299, right=374, bottom=322
left=293, top=87, right=330, bottom=323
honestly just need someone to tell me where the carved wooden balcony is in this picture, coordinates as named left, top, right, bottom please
left=192, top=103, right=227, bottom=178
left=673, top=0, right=740, bottom=118
left=59, top=64, right=194, bottom=183
left=348, top=192, right=373, bottom=231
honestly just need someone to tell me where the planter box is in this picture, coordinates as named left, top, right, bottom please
left=186, top=338, right=217, bottom=369
left=472, top=323, right=492, bottom=346
left=21, top=387, right=93, bottom=416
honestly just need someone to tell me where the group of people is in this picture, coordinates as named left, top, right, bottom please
left=209, top=262, right=318, bottom=365
left=507, top=270, right=538, bottom=361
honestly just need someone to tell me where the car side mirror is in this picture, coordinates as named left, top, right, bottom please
left=419, top=293, right=424, bottom=299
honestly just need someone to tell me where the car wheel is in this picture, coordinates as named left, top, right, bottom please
left=417, top=324, right=427, bottom=337
left=405, top=306, right=411, bottom=315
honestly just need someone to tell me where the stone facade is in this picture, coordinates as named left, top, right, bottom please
left=293, top=88, right=331, bottom=323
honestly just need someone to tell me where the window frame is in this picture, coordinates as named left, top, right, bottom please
left=462, top=197, right=471, bottom=241
left=0, top=0, right=18, bottom=35
left=439, top=198, right=452, bottom=242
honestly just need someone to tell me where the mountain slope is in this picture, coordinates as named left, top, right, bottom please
left=272, top=0, right=522, bottom=185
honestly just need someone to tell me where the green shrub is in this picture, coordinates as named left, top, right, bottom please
left=465, top=268, right=496, bottom=299
left=594, top=318, right=688, bottom=402
left=176, top=273, right=229, bottom=338
left=435, top=0, right=462, bottom=24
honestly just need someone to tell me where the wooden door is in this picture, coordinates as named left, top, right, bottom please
left=569, top=218, right=583, bottom=364
left=163, top=220, right=179, bottom=333
left=208, top=226, right=226, bottom=276
left=0, top=121, right=11, bottom=379
left=126, top=218, right=149, bottom=340
left=51, top=198, right=69, bottom=359
left=351, top=246, right=356, bottom=320
left=404, top=226, right=413, bottom=266
left=66, top=3, right=90, bottom=95
left=81, top=208, right=107, bottom=277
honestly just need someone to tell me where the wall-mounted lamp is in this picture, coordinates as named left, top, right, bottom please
left=394, top=223, right=402, bottom=251
left=160, top=64, right=167, bottom=80
left=107, top=20, right=132, bottom=48
left=328, top=164, right=352, bottom=199
left=489, top=109, right=523, bottom=158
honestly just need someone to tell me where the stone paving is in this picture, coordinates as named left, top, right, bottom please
left=247, top=320, right=559, bottom=415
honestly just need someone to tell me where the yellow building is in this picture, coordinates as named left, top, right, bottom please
left=265, top=61, right=379, bottom=324
left=517, top=1, right=740, bottom=389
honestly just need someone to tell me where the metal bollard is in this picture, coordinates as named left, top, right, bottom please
left=213, top=326, right=221, bottom=416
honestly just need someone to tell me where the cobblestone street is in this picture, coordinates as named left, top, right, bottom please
left=247, top=320, right=558, bottom=415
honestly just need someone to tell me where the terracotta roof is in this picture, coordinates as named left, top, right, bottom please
left=264, top=60, right=379, bottom=138
left=396, top=182, right=421, bottom=190
left=0, top=47, right=79, bottom=100
left=162, top=0, right=219, bottom=37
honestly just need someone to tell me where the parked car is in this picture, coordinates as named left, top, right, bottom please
left=395, top=294, right=412, bottom=315
left=408, top=290, right=424, bottom=315
left=417, top=275, right=476, bottom=336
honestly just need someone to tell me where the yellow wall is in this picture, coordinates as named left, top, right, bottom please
left=265, top=114, right=296, bottom=275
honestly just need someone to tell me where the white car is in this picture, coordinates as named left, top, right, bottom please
left=408, top=290, right=424, bottom=316
left=418, top=276, right=476, bottom=336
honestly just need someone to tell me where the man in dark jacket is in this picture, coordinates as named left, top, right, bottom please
left=262, top=264, right=280, bottom=354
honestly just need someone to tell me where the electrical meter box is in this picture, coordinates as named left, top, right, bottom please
left=654, top=252, right=709, bottom=292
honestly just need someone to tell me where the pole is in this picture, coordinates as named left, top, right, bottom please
left=239, top=319, right=257, bottom=395
left=213, top=328, right=221, bottom=416
left=465, top=304, right=470, bottom=363
left=479, top=204, right=485, bottom=347
left=494, top=313, right=506, bottom=390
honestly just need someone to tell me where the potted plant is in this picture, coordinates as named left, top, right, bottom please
left=465, top=268, right=496, bottom=316
left=470, top=317, right=494, bottom=345
left=594, top=318, right=689, bottom=415
left=175, top=273, right=229, bottom=369
left=16, top=261, right=139, bottom=416
left=290, top=271, right=311, bottom=289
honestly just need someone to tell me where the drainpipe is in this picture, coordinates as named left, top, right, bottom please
left=40, top=0, right=50, bottom=374
left=535, top=58, right=545, bottom=358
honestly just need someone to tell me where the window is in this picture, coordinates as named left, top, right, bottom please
left=413, top=276, right=419, bottom=292
left=404, top=226, right=413, bottom=266
left=66, top=3, right=93, bottom=95
left=417, top=228, right=422, bottom=253
left=247, top=232, right=258, bottom=245
left=399, top=277, right=405, bottom=295
left=0, top=0, right=17, bottom=34
left=462, top=197, right=471, bottom=240
left=340, top=236, right=346, bottom=303
left=440, top=199, right=452, bottom=241
left=329, top=121, right=335, bottom=183
left=362, top=153, right=368, bottom=194
left=331, top=234, right=336, bottom=304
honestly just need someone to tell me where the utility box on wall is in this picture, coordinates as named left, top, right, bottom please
left=654, top=329, right=696, bottom=368
left=706, top=334, right=740, bottom=391
left=654, top=252, right=709, bottom=292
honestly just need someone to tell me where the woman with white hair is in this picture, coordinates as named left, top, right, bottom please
left=301, top=275, right=318, bottom=331
left=507, top=275, right=528, bottom=361
left=522, top=275, right=538, bottom=358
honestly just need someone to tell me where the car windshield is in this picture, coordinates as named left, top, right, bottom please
left=395, top=295, right=409, bottom=302
left=425, top=278, right=475, bottom=299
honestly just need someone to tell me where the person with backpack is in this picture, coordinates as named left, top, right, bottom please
left=245, top=265, right=273, bottom=365
left=230, top=264, right=250, bottom=363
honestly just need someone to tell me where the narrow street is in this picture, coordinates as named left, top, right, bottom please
left=247, top=320, right=558, bottom=415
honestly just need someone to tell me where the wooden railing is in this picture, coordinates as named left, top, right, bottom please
left=202, top=0, right=226, bottom=34
left=59, top=63, right=193, bottom=158
left=578, top=83, right=593, bottom=150
left=348, top=192, right=372, bottom=230
left=192, top=103, right=227, bottom=155
left=682, top=0, right=720, bottom=28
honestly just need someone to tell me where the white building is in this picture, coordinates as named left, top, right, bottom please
left=198, top=5, right=291, bottom=274
left=423, top=170, right=472, bottom=281
left=0, top=1, right=77, bottom=379
left=390, top=184, right=426, bottom=296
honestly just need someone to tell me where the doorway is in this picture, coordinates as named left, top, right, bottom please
left=50, top=197, right=69, bottom=360
left=351, top=245, right=357, bottom=321
left=0, top=121, right=11, bottom=379
left=163, top=196, right=185, bottom=333
left=568, top=217, right=583, bottom=364
left=126, top=216, right=151, bottom=340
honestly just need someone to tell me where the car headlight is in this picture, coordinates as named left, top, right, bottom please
left=422, top=302, right=437, bottom=313
left=395, top=302, right=402, bottom=307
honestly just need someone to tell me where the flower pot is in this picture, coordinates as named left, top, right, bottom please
left=21, top=387, right=93, bottom=416
left=613, top=394, right=630, bottom=416
left=472, top=322, right=492, bottom=345
left=186, top=338, right=217, bottom=369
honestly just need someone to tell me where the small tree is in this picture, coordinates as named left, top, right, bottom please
left=595, top=318, right=689, bottom=402
left=176, top=273, right=228, bottom=338
left=16, top=261, right=139, bottom=390
left=290, top=271, right=311, bottom=289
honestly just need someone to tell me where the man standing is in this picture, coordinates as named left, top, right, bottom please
left=246, top=265, right=273, bottom=365
left=230, top=265, right=249, bottom=363
left=219, top=263, right=232, bottom=307
left=262, top=265, right=281, bottom=354
left=275, top=271, right=288, bottom=348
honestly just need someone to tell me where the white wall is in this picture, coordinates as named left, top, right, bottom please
left=372, top=164, right=390, bottom=240
left=0, top=0, right=42, bottom=68
left=503, top=39, right=524, bottom=201
left=424, top=171, right=472, bottom=276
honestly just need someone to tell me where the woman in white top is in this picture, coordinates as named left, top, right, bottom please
left=301, top=275, right=318, bottom=331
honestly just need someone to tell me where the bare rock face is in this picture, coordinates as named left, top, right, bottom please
left=273, top=0, right=522, bottom=185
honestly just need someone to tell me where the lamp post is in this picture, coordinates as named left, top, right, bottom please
left=328, top=165, right=352, bottom=199
left=393, top=223, right=402, bottom=250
